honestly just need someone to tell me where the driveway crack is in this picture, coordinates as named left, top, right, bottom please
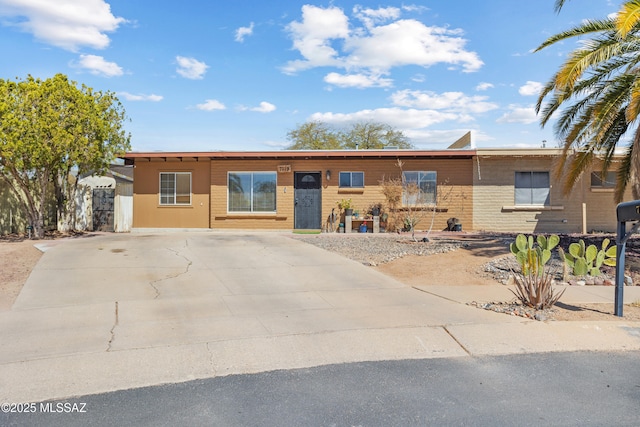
left=148, top=246, right=193, bottom=299
left=106, top=301, right=119, bottom=352
left=205, top=342, right=217, bottom=375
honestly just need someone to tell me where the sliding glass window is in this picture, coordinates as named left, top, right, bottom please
left=228, top=172, right=277, bottom=212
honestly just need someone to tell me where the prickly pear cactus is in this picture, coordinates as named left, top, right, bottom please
left=510, top=233, right=559, bottom=275
left=563, top=238, right=617, bottom=276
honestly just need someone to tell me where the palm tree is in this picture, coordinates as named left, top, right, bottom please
left=536, top=1, right=640, bottom=202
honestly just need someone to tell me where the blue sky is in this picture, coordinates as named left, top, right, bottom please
left=0, top=0, right=618, bottom=152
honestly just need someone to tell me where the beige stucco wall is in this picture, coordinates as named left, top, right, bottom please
left=472, top=154, right=631, bottom=233
left=132, top=160, right=210, bottom=228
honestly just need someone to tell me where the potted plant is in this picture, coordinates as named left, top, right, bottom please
left=369, top=202, right=382, bottom=217
left=337, top=198, right=354, bottom=216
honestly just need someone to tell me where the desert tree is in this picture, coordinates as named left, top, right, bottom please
left=341, top=122, right=413, bottom=149
left=0, top=74, right=131, bottom=238
left=286, top=121, right=413, bottom=150
left=285, top=121, right=341, bottom=150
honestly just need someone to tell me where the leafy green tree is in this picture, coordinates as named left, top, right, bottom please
left=286, top=121, right=412, bottom=150
left=536, top=1, right=640, bottom=202
left=285, top=121, right=341, bottom=150
left=0, top=74, right=131, bottom=238
left=341, top=122, right=413, bottom=149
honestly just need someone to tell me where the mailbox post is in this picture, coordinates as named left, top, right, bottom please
left=615, top=201, right=640, bottom=317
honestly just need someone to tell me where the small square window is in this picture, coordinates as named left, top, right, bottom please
left=159, top=172, right=191, bottom=205
left=515, top=171, right=550, bottom=205
left=591, top=171, right=616, bottom=188
left=339, top=172, right=364, bottom=188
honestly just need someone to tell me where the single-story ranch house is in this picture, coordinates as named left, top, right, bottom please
left=121, top=146, right=631, bottom=234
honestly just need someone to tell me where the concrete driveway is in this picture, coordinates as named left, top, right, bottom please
left=2, top=231, right=640, bottom=403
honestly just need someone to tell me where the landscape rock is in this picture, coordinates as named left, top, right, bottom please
left=293, top=234, right=464, bottom=265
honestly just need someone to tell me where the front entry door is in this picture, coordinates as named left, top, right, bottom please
left=294, top=172, right=322, bottom=229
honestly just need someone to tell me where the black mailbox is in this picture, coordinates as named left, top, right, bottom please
left=615, top=200, right=640, bottom=316
left=617, top=200, right=640, bottom=222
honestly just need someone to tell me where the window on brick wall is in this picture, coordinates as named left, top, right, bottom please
left=228, top=172, right=277, bottom=212
left=402, top=171, right=437, bottom=206
left=515, top=171, right=550, bottom=205
left=160, top=172, right=191, bottom=205
left=339, top=171, right=364, bottom=188
left=591, top=171, right=616, bottom=189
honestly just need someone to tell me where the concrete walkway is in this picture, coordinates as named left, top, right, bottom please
left=2, top=231, right=640, bottom=403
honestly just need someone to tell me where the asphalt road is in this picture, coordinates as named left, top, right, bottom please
left=2, top=351, right=640, bottom=427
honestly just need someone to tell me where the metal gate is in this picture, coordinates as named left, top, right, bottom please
left=294, top=172, right=322, bottom=229
left=92, top=188, right=115, bottom=232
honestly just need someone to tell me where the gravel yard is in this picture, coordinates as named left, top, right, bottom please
left=291, top=233, right=470, bottom=266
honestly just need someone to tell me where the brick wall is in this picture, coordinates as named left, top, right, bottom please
left=472, top=155, right=630, bottom=233
left=210, top=157, right=473, bottom=231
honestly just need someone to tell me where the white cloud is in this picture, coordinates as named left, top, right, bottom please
left=403, top=128, right=483, bottom=147
left=283, top=5, right=482, bottom=78
left=310, top=108, right=459, bottom=130
left=519, top=81, right=543, bottom=96
left=401, top=5, right=429, bottom=14
left=496, top=105, right=538, bottom=124
left=391, top=89, right=498, bottom=114
left=176, top=56, right=209, bottom=79
left=324, top=72, right=393, bottom=88
left=239, top=101, right=276, bottom=113
left=476, top=82, right=494, bottom=91
left=74, top=54, right=123, bottom=77
left=306, top=88, right=501, bottom=146
left=118, top=92, right=163, bottom=102
left=0, top=0, right=125, bottom=51
left=353, top=5, right=400, bottom=29
left=262, top=139, right=289, bottom=148
left=235, top=22, right=254, bottom=42
left=282, top=5, right=350, bottom=74
left=196, top=99, right=226, bottom=111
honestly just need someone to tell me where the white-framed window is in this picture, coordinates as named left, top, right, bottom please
left=402, top=171, right=437, bottom=205
left=591, top=171, right=616, bottom=189
left=339, top=171, right=364, bottom=188
left=515, top=171, right=550, bottom=205
left=159, top=172, right=191, bottom=205
left=228, top=172, right=277, bottom=213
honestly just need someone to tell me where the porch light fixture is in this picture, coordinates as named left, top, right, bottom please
left=326, top=170, right=331, bottom=180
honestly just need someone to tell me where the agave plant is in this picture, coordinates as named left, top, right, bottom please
left=510, top=267, right=566, bottom=311
left=508, top=234, right=565, bottom=310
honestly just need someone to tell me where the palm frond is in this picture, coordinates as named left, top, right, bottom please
left=535, top=18, right=616, bottom=53
left=554, top=0, right=569, bottom=14
left=617, top=0, right=640, bottom=38
left=563, top=150, right=595, bottom=195
left=616, top=142, right=635, bottom=202
left=539, top=1, right=640, bottom=202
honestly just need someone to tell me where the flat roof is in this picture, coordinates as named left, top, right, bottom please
left=121, top=149, right=477, bottom=164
